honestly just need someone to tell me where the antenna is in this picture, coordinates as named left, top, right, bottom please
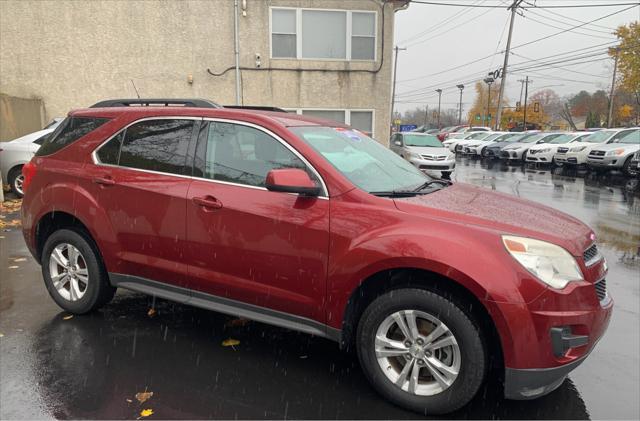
left=130, top=79, right=140, bottom=99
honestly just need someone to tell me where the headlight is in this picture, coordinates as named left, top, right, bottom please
left=408, top=151, right=421, bottom=160
left=570, top=146, right=587, bottom=152
left=447, top=154, right=455, bottom=160
left=606, top=148, right=625, bottom=156
left=538, top=148, right=551, bottom=153
left=502, top=235, right=583, bottom=289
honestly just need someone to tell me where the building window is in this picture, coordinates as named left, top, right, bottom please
left=289, top=109, right=374, bottom=137
left=271, top=8, right=376, bottom=61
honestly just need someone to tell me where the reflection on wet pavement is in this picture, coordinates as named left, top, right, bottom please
left=1, top=157, right=638, bottom=419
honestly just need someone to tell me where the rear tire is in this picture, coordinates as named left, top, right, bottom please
left=356, top=288, right=486, bottom=415
left=8, top=166, right=24, bottom=198
left=42, top=228, right=115, bottom=314
left=622, top=156, right=633, bottom=176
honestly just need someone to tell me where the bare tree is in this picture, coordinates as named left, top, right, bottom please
left=559, top=103, right=577, bottom=130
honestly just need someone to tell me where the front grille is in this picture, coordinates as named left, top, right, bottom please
left=419, top=165, right=446, bottom=170
left=421, top=155, right=446, bottom=161
left=583, top=243, right=599, bottom=264
left=530, top=149, right=540, bottom=154
left=557, top=147, right=569, bottom=154
left=500, top=151, right=509, bottom=158
left=590, top=150, right=606, bottom=156
left=594, top=279, right=607, bottom=302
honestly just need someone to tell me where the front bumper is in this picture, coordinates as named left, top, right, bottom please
left=555, top=152, right=586, bottom=165
left=526, top=151, right=555, bottom=163
left=409, top=157, right=456, bottom=172
left=586, top=155, right=624, bottom=169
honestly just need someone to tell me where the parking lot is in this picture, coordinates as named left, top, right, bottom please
left=1, top=157, right=638, bottom=420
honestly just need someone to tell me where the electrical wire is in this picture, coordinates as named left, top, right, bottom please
left=409, top=1, right=640, bottom=8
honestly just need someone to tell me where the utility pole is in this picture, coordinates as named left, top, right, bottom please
left=484, top=77, right=494, bottom=127
left=518, top=79, right=526, bottom=105
left=390, top=46, right=407, bottom=136
left=423, top=105, right=429, bottom=127
left=495, top=0, right=524, bottom=130
left=522, top=76, right=532, bottom=130
left=607, top=47, right=620, bottom=128
left=457, top=84, right=465, bottom=124
left=435, top=89, right=443, bottom=129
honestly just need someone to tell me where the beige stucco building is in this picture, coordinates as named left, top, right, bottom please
left=0, top=0, right=409, bottom=142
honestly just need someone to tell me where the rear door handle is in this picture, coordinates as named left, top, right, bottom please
left=192, top=196, right=223, bottom=210
left=93, top=176, right=116, bottom=186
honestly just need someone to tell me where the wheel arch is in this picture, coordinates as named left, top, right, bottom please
left=339, top=267, right=505, bottom=372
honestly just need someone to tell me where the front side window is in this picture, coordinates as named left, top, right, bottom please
left=118, top=119, right=194, bottom=175
left=199, top=122, right=312, bottom=188
left=616, top=130, right=640, bottom=144
left=271, top=8, right=376, bottom=61
left=292, top=126, right=429, bottom=193
left=36, top=117, right=109, bottom=156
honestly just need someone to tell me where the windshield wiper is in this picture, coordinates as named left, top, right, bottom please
left=369, top=190, right=421, bottom=198
left=412, top=179, right=452, bottom=192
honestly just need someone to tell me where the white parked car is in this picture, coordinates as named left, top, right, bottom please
left=0, top=119, right=62, bottom=197
left=525, top=132, right=591, bottom=165
left=390, top=132, right=456, bottom=177
left=554, top=128, right=638, bottom=167
left=586, top=129, right=640, bottom=175
left=444, top=131, right=493, bottom=152
left=462, top=132, right=508, bottom=155
left=499, top=132, right=565, bottom=162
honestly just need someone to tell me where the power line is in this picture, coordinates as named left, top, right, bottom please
left=522, top=11, right=616, bottom=40
left=409, top=1, right=640, bottom=8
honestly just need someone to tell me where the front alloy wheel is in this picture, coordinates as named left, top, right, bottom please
left=375, top=310, right=461, bottom=395
left=357, top=288, right=486, bottom=414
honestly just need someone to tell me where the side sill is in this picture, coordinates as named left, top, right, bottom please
left=109, top=273, right=341, bottom=343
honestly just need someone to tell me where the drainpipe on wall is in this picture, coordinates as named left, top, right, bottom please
left=234, top=0, right=242, bottom=105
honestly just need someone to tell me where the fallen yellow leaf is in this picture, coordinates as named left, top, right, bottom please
left=147, top=308, right=156, bottom=318
left=222, top=338, right=240, bottom=347
left=62, top=315, right=74, bottom=320
left=140, top=408, right=154, bottom=417
left=135, top=391, right=153, bottom=404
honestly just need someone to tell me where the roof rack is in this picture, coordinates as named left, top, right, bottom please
left=90, top=98, right=221, bottom=108
left=223, top=105, right=288, bottom=113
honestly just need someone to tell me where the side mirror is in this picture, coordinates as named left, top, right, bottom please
left=537, top=140, right=545, bottom=144
left=394, top=141, right=402, bottom=146
left=266, top=168, right=321, bottom=197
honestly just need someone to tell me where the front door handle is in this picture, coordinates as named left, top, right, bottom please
left=93, top=176, right=116, bottom=186
left=192, top=196, right=223, bottom=210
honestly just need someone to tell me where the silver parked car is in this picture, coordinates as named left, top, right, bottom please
left=390, top=132, right=455, bottom=177
left=0, top=119, right=62, bottom=197
left=586, top=129, right=640, bottom=175
left=499, top=132, right=564, bottom=162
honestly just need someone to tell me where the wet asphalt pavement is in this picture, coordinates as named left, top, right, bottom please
left=1, top=157, right=639, bottom=420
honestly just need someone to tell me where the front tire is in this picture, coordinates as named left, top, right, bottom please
left=42, top=229, right=115, bottom=314
left=356, top=288, right=486, bottom=414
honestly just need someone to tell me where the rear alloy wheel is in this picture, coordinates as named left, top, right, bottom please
left=42, top=229, right=115, bottom=314
left=357, top=288, right=486, bottom=414
left=8, top=166, right=24, bottom=198
left=622, top=155, right=633, bottom=176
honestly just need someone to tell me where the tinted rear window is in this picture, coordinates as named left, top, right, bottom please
left=36, top=117, right=109, bottom=156
left=118, top=119, right=194, bottom=175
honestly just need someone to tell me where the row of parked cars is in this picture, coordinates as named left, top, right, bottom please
left=395, top=127, right=639, bottom=177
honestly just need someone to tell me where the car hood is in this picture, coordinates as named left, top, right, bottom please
left=406, top=146, right=451, bottom=156
left=588, top=143, right=640, bottom=152
left=529, top=143, right=562, bottom=151
left=394, top=183, right=592, bottom=256
left=503, top=141, right=539, bottom=150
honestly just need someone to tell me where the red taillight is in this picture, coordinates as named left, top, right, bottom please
left=22, top=160, right=36, bottom=193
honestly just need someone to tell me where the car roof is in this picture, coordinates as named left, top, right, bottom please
left=69, top=106, right=350, bottom=130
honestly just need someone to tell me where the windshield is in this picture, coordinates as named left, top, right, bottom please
left=615, top=130, right=640, bottom=144
left=548, top=134, right=575, bottom=144
left=522, top=133, right=561, bottom=144
left=483, top=133, right=503, bottom=142
left=402, top=134, right=442, bottom=147
left=582, top=130, right=615, bottom=143
left=292, top=127, right=429, bottom=193
left=467, top=132, right=491, bottom=140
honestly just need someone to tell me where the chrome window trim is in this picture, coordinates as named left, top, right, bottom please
left=91, top=116, right=329, bottom=198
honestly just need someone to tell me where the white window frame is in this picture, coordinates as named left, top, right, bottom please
left=287, top=108, right=376, bottom=138
left=269, top=7, right=377, bottom=62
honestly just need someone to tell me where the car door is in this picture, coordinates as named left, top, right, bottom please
left=85, top=117, right=198, bottom=296
left=185, top=120, right=330, bottom=321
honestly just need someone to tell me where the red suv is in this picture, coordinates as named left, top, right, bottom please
left=21, top=99, right=612, bottom=414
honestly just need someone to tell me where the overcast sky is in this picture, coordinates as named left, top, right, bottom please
left=393, top=0, right=640, bottom=115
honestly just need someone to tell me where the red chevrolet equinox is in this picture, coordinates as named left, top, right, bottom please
left=21, top=99, right=612, bottom=414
